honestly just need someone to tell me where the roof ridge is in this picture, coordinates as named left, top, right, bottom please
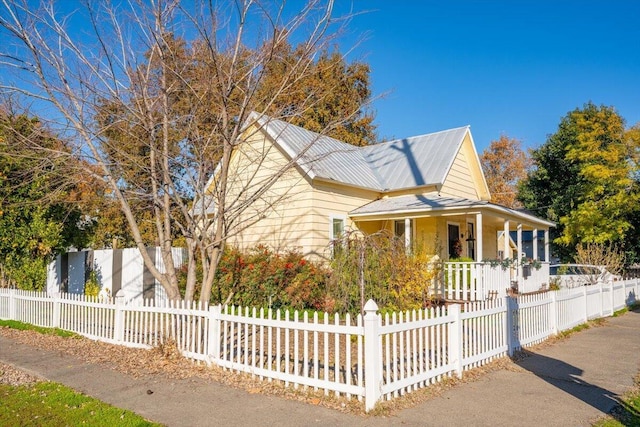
left=368, top=125, right=470, bottom=148
left=248, top=113, right=470, bottom=193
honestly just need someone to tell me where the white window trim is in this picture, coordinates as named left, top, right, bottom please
left=329, top=214, right=347, bottom=241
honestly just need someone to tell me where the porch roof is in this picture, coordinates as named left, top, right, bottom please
left=349, top=193, right=555, bottom=228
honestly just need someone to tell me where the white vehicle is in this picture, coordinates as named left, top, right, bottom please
left=549, top=264, right=619, bottom=288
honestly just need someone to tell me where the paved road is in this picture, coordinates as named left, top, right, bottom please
left=1, top=308, right=639, bottom=426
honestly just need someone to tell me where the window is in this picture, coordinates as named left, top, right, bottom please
left=467, top=222, right=475, bottom=260
left=394, top=220, right=405, bottom=238
left=394, top=219, right=414, bottom=249
left=332, top=217, right=344, bottom=240
left=329, top=215, right=346, bottom=257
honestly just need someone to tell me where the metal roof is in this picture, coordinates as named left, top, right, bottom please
left=350, top=193, right=488, bottom=216
left=255, top=114, right=470, bottom=192
left=360, top=127, right=469, bottom=191
left=349, top=193, right=556, bottom=227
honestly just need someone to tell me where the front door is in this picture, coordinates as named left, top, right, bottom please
left=448, top=223, right=460, bottom=259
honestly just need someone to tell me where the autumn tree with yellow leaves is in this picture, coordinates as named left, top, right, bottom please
left=480, top=135, right=530, bottom=208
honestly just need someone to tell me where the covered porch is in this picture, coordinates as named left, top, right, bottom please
left=350, top=194, right=556, bottom=301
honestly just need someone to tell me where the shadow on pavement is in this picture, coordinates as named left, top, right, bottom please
left=513, top=309, right=640, bottom=425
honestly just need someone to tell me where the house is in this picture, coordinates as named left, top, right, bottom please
left=209, top=113, right=555, bottom=299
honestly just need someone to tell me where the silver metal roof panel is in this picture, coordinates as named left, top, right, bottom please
left=350, top=193, right=487, bottom=216
left=255, top=114, right=469, bottom=192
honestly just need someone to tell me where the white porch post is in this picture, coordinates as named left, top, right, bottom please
left=532, top=228, right=538, bottom=260
left=475, top=213, right=483, bottom=261
left=503, top=221, right=510, bottom=260
left=404, top=218, right=411, bottom=250
left=517, top=224, right=523, bottom=284
left=544, top=229, right=550, bottom=262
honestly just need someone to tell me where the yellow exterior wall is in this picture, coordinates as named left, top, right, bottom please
left=224, top=130, right=316, bottom=254
left=215, top=125, right=527, bottom=262
left=439, top=132, right=490, bottom=201
left=222, top=127, right=379, bottom=260
left=309, top=181, right=379, bottom=260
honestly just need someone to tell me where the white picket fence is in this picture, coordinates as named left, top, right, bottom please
left=1, top=278, right=638, bottom=411
left=439, top=261, right=551, bottom=301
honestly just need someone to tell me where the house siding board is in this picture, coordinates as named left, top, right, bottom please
left=226, top=129, right=317, bottom=254
left=309, top=182, right=377, bottom=259
left=484, top=225, right=500, bottom=259
left=439, top=148, right=479, bottom=200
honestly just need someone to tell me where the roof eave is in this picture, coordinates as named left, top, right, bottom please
left=350, top=201, right=555, bottom=228
left=349, top=202, right=487, bottom=219
left=313, top=176, right=383, bottom=193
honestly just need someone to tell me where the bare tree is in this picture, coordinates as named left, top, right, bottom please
left=0, top=0, right=370, bottom=302
left=575, top=242, right=624, bottom=283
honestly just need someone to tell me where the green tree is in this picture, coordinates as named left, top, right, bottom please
left=0, top=110, right=91, bottom=289
left=519, top=102, right=639, bottom=261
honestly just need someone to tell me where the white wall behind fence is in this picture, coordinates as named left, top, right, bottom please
left=47, top=247, right=185, bottom=304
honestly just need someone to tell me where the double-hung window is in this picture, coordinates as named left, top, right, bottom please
left=329, top=215, right=346, bottom=256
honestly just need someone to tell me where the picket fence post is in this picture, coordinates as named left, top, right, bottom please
left=8, top=288, right=16, bottom=320
left=113, top=290, right=125, bottom=343
left=609, top=280, right=614, bottom=315
left=207, top=304, right=221, bottom=364
left=505, top=296, right=517, bottom=357
left=363, top=299, right=381, bottom=412
left=582, top=286, right=588, bottom=323
left=548, top=291, right=557, bottom=335
left=52, top=294, right=61, bottom=329
left=448, top=304, right=463, bottom=378
left=598, top=281, right=604, bottom=318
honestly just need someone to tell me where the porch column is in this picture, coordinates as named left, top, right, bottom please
left=475, top=213, right=483, bottom=261
left=404, top=218, right=411, bottom=250
left=532, top=228, right=538, bottom=260
left=517, top=224, right=523, bottom=283
left=503, top=220, right=510, bottom=260
left=544, top=229, right=550, bottom=262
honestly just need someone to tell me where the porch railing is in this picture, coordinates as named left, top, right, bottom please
left=434, top=262, right=550, bottom=301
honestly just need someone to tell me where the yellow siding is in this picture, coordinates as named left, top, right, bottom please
left=222, top=128, right=379, bottom=261
left=225, top=130, right=316, bottom=254
left=216, top=125, right=504, bottom=261
left=483, top=225, right=500, bottom=259
left=439, top=146, right=479, bottom=200
left=439, top=132, right=490, bottom=201
left=308, top=181, right=379, bottom=260
left=414, top=217, right=440, bottom=254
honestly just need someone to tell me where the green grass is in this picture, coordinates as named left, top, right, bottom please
left=0, top=382, right=162, bottom=426
left=612, top=302, right=640, bottom=318
left=593, top=378, right=640, bottom=426
left=0, top=319, right=78, bottom=338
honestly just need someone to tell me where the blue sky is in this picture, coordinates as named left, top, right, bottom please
left=339, top=1, right=640, bottom=152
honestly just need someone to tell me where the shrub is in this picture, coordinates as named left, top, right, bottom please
left=214, top=245, right=330, bottom=310
left=329, top=230, right=440, bottom=313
